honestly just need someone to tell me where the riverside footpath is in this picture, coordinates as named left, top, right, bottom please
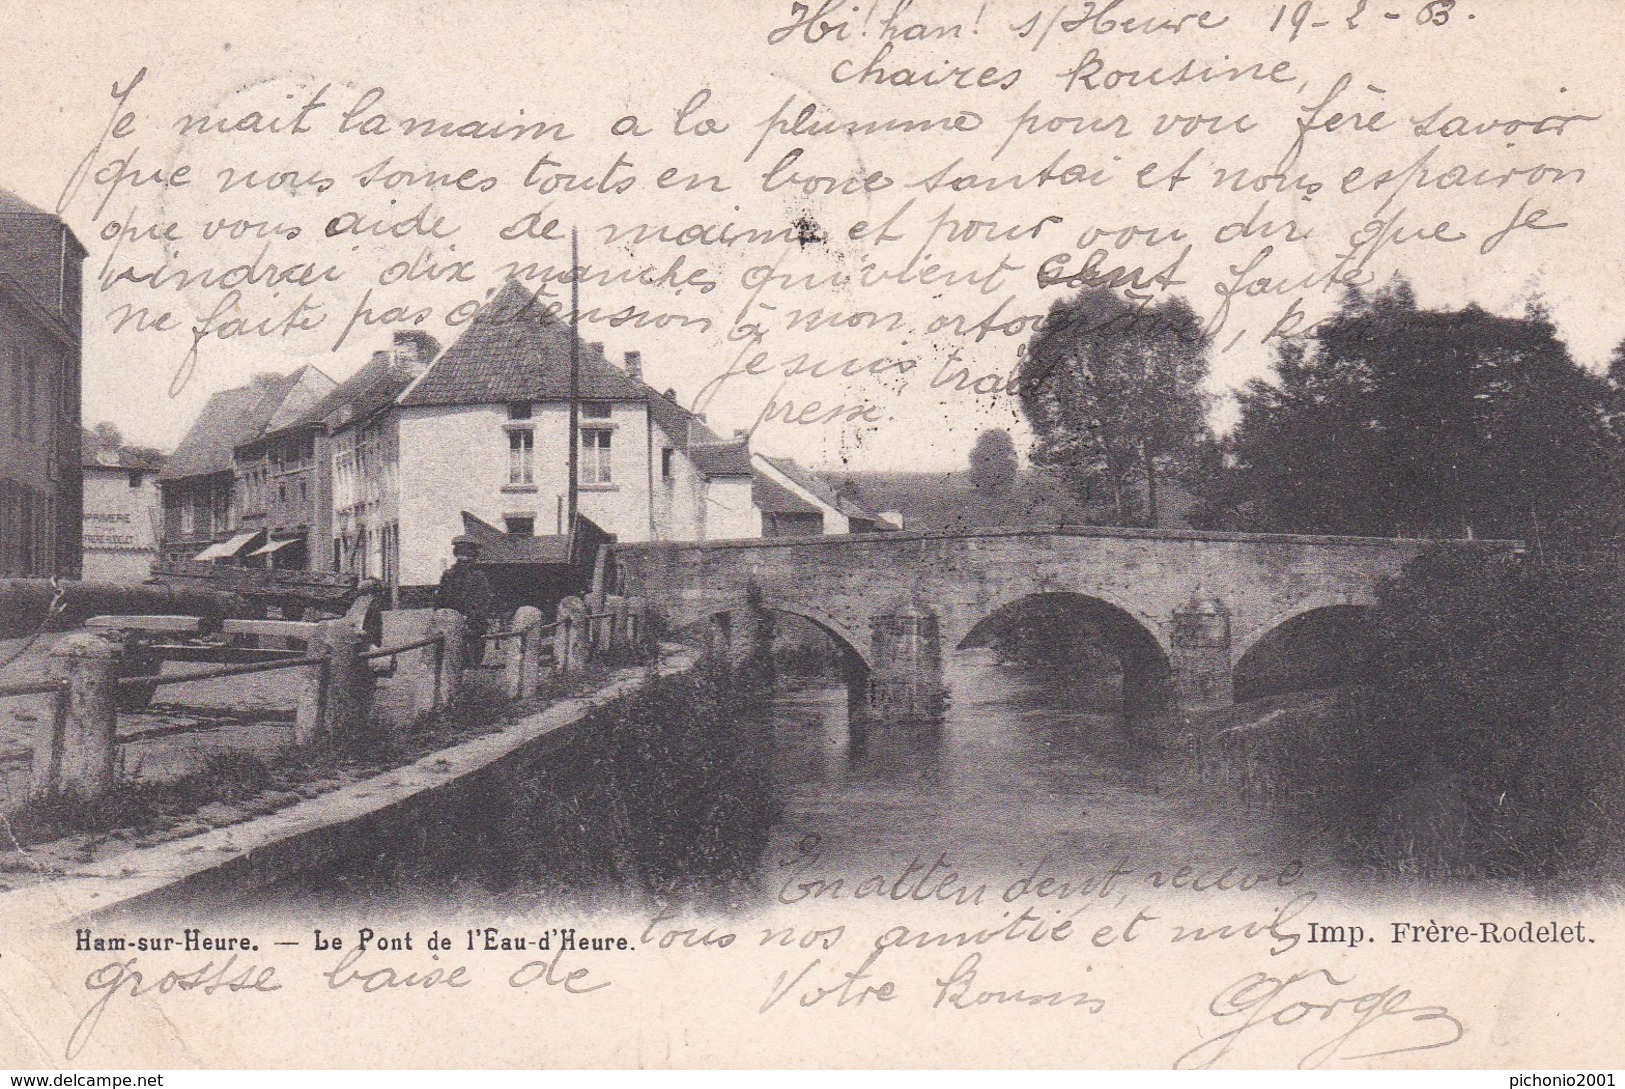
left=0, top=592, right=676, bottom=928
left=0, top=630, right=313, bottom=809
left=0, top=651, right=696, bottom=932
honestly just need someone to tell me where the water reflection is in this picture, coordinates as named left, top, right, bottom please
left=235, top=644, right=1305, bottom=919
left=757, top=647, right=1200, bottom=880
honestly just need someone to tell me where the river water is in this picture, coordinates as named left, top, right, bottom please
left=755, top=647, right=1321, bottom=892
left=234, top=646, right=1332, bottom=918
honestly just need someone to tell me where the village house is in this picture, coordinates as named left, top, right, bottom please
left=304, top=329, right=440, bottom=590
left=153, top=280, right=893, bottom=604
left=80, top=429, right=163, bottom=583
left=0, top=191, right=84, bottom=577
left=752, top=454, right=888, bottom=537
left=232, top=410, right=326, bottom=571
left=391, top=280, right=765, bottom=602
left=157, top=366, right=335, bottom=565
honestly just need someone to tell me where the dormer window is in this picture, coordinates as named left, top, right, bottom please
left=581, top=402, right=612, bottom=419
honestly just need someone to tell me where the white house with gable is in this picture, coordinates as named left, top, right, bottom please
left=392, top=280, right=767, bottom=599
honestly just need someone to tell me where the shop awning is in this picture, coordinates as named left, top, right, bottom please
left=246, top=537, right=300, bottom=558
left=193, top=530, right=264, bottom=562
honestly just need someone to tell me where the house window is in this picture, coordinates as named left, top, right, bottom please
left=181, top=498, right=195, bottom=536
left=127, top=470, right=143, bottom=488
left=508, top=402, right=532, bottom=420
left=580, top=428, right=612, bottom=484
left=504, top=516, right=535, bottom=537
left=661, top=447, right=674, bottom=480
left=508, top=428, right=534, bottom=485
left=278, top=481, right=287, bottom=503
left=581, top=401, right=612, bottom=419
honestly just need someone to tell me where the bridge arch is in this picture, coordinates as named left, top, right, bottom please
left=675, top=599, right=874, bottom=674
left=758, top=601, right=875, bottom=673
left=1234, top=591, right=1376, bottom=660
left=1233, top=602, right=1377, bottom=702
left=960, top=585, right=1170, bottom=655
left=958, top=591, right=1174, bottom=716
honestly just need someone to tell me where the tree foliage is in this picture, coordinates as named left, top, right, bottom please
left=91, top=421, right=122, bottom=449
left=1222, top=281, right=1620, bottom=545
left=1019, top=288, right=1211, bottom=526
left=1361, top=548, right=1625, bottom=875
left=968, top=428, right=1018, bottom=491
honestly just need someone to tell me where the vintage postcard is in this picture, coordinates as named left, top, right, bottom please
left=0, top=0, right=1619, bottom=1070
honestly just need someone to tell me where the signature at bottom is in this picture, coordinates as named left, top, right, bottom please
left=1174, top=967, right=1465, bottom=1069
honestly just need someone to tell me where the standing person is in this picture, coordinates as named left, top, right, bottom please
left=436, top=536, right=495, bottom=665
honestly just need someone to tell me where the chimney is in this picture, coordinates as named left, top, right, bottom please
left=588, top=341, right=605, bottom=359
left=664, top=388, right=677, bottom=402
left=734, top=429, right=748, bottom=440
left=624, top=350, right=643, bottom=381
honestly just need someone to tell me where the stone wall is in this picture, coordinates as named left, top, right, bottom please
left=608, top=527, right=1518, bottom=717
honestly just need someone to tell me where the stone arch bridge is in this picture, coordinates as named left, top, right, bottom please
left=603, top=527, right=1517, bottom=723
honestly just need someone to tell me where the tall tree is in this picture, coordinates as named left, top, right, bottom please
left=91, top=421, right=122, bottom=450
left=968, top=428, right=1018, bottom=491
left=1019, top=288, right=1211, bottom=526
left=1222, top=281, right=1620, bottom=545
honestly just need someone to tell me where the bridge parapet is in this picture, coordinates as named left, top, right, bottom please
left=608, top=528, right=1520, bottom=723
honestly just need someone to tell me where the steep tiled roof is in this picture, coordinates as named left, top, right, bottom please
left=759, top=456, right=864, bottom=515
left=159, top=386, right=262, bottom=481
left=688, top=441, right=753, bottom=477
left=752, top=472, right=820, bottom=515
left=160, top=367, right=330, bottom=480
left=263, top=367, right=334, bottom=434
left=400, top=280, right=645, bottom=407
left=0, top=189, right=52, bottom=217
left=305, top=351, right=418, bottom=433
left=646, top=389, right=724, bottom=450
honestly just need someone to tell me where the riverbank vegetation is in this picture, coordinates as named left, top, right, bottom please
left=334, top=664, right=779, bottom=911
left=1131, top=280, right=1625, bottom=881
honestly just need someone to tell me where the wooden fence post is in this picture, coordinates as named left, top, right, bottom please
left=45, top=632, right=122, bottom=800
left=432, top=609, right=467, bottom=707
left=317, top=617, right=372, bottom=745
left=556, top=596, right=588, bottom=673
left=294, top=626, right=328, bottom=746
left=506, top=606, right=543, bottom=700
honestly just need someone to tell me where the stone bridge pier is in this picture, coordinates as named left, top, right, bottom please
left=607, top=527, right=1517, bottom=729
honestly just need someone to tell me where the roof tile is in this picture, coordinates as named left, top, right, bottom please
left=400, top=280, right=645, bottom=407
left=160, top=367, right=332, bottom=480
